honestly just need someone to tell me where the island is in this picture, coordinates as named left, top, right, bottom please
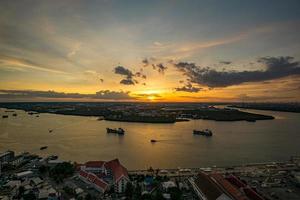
left=0, top=102, right=274, bottom=123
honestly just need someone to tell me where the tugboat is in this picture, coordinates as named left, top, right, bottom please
left=150, top=139, right=157, bottom=143
left=106, top=128, right=125, bottom=135
left=40, top=146, right=48, bottom=150
left=193, top=129, right=213, bottom=136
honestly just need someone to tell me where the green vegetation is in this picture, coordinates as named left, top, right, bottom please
left=49, top=162, right=75, bottom=183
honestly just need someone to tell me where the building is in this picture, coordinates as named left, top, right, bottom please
left=10, top=155, right=24, bottom=167
left=0, top=151, right=14, bottom=164
left=191, top=172, right=265, bottom=200
left=190, top=172, right=233, bottom=200
left=78, top=158, right=130, bottom=193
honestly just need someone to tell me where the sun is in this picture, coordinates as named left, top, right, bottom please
left=147, top=95, right=155, bottom=101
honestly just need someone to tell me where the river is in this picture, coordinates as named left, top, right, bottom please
left=0, top=108, right=299, bottom=170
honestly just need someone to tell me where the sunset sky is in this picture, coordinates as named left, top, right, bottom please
left=0, top=0, right=300, bottom=102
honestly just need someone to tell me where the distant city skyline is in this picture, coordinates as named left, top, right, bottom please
left=0, top=0, right=300, bottom=102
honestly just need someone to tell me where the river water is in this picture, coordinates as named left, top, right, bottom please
left=0, top=108, right=299, bottom=170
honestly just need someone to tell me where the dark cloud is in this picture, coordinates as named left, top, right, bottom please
left=142, top=58, right=149, bottom=66
left=219, top=61, right=232, bottom=65
left=0, top=90, right=134, bottom=100
left=120, top=79, right=135, bottom=85
left=114, top=66, right=133, bottom=78
left=173, top=56, right=300, bottom=87
left=114, top=65, right=146, bottom=85
left=142, top=58, right=167, bottom=74
left=135, top=72, right=147, bottom=79
left=175, top=83, right=202, bottom=93
left=114, top=66, right=135, bottom=85
left=156, top=63, right=167, bottom=74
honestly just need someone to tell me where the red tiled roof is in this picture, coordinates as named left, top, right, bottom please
left=194, top=172, right=224, bottom=200
left=79, top=170, right=108, bottom=191
left=104, top=159, right=129, bottom=182
left=79, top=170, right=88, bottom=178
left=93, top=177, right=108, bottom=190
left=210, top=173, right=249, bottom=200
left=85, top=161, right=105, bottom=168
left=87, top=173, right=97, bottom=182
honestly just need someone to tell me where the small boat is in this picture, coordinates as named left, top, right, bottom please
left=48, top=129, right=53, bottom=133
left=36, top=115, right=39, bottom=117
left=2, top=115, right=8, bottom=118
left=193, top=129, right=213, bottom=136
left=40, top=146, right=48, bottom=150
left=12, top=113, right=17, bottom=117
left=150, top=139, right=157, bottom=143
left=106, top=128, right=125, bottom=134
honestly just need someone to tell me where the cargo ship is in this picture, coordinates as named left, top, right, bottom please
left=40, top=146, right=48, bottom=150
left=193, top=129, right=213, bottom=136
left=106, top=128, right=125, bottom=135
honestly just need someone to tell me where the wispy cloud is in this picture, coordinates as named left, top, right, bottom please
left=67, top=42, right=82, bottom=58
left=0, top=54, right=68, bottom=74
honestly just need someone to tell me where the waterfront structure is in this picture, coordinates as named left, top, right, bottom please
left=0, top=151, right=14, bottom=164
left=78, top=159, right=130, bottom=193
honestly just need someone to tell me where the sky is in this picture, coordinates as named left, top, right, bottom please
left=0, top=0, right=300, bottom=102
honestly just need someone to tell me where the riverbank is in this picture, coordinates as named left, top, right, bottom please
left=1, top=149, right=300, bottom=200
left=229, top=102, right=300, bottom=113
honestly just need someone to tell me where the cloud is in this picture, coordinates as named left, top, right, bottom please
left=142, top=58, right=149, bottom=66
left=175, top=83, right=202, bottom=93
left=173, top=56, right=300, bottom=87
left=120, top=79, right=135, bottom=85
left=114, top=66, right=133, bottom=78
left=135, top=72, right=147, bottom=79
left=67, top=42, right=82, bottom=58
left=156, top=63, right=167, bottom=74
left=114, top=65, right=146, bottom=85
left=0, top=54, right=67, bottom=74
left=114, top=65, right=136, bottom=85
left=0, top=90, right=134, bottom=100
left=142, top=58, right=167, bottom=74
